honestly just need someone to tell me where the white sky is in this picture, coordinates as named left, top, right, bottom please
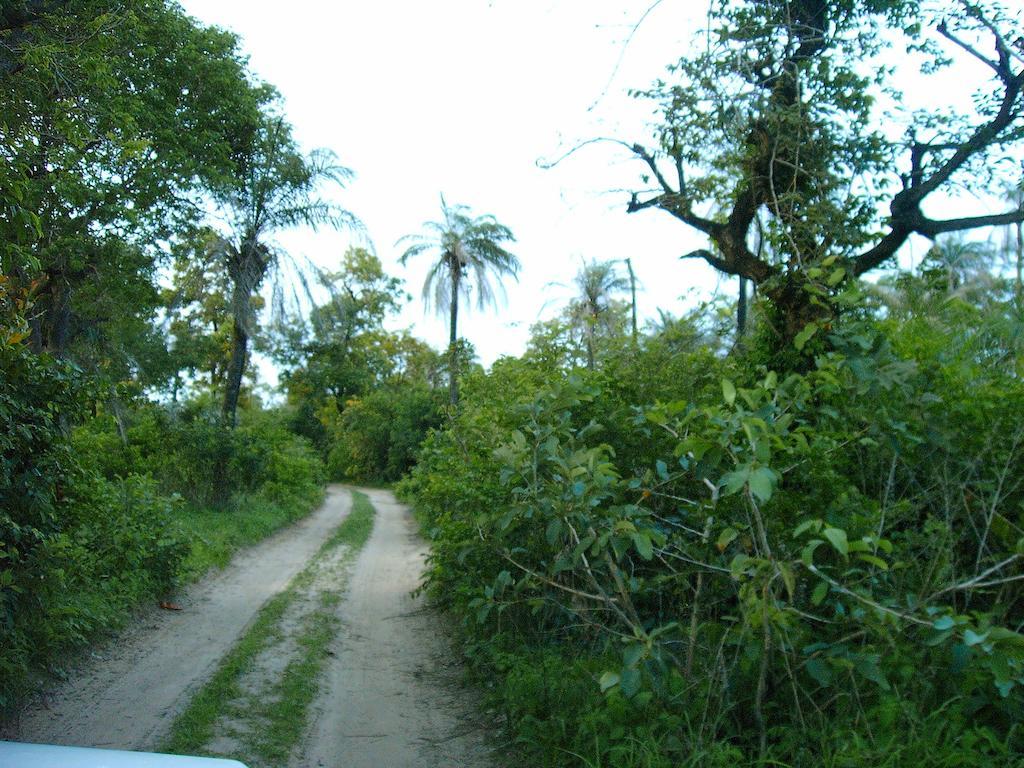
left=177, top=0, right=1021, bottom=370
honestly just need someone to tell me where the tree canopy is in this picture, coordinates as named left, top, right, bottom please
left=628, top=0, right=1024, bottom=342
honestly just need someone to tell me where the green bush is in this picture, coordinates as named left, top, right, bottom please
left=326, top=384, right=441, bottom=482
left=74, top=406, right=326, bottom=509
left=2, top=311, right=325, bottom=711
left=403, top=297, right=1024, bottom=766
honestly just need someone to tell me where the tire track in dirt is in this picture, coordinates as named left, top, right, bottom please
left=4, top=486, right=353, bottom=751
left=293, top=488, right=494, bottom=768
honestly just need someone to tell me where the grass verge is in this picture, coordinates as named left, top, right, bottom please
left=177, top=487, right=326, bottom=582
left=163, top=489, right=376, bottom=762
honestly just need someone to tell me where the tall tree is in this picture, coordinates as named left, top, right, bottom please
left=214, top=113, right=356, bottom=427
left=399, top=197, right=519, bottom=405
left=627, top=0, right=1024, bottom=349
left=570, top=259, right=630, bottom=369
left=0, top=0, right=265, bottom=361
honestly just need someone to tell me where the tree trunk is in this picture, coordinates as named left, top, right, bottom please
left=221, top=319, right=248, bottom=427
left=221, top=273, right=250, bottom=427
left=737, top=275, right=748, bottom=337
left=448, top=271, right=460, bottom=407
left=585, top=320, right=595, bottom=370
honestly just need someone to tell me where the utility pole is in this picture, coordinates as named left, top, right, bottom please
left=625, top=257, right=638, bottom=343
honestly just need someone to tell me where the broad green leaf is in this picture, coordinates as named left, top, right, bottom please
left=826, top=267, right=846, bottom=286
left=717, top=527, right=739, bottom=552
left=545, top=518, right=563, bottom=545
left=620, top=667, right=642, bottom=697
left=721, top=378, right=737, bottom=406
left=793, top=519, right=821, bottom=537
left=794, top=322, right=819, bottom=351
left=801, top=539, right=824, bottom=566
left=805, top=658, right=833, bottom=686
left=623, top=644, right=645, bottom=668
left=964, top=629, right=990, bottom=647
left=748, top=466, right=775, bottom=502
left=721, top=468, right=749, bottom=496
left=632, top=532, right=654, bottom=561
left=854, top=655, right=890, bottom=690
left=856, top=553, right=888, bottom=570
left=599, top=671, right=620, bottom=692
left=823, top=527, right=849, bottom=556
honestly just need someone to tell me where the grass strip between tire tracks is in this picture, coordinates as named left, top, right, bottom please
left=163, top=489, right=376, bottom=761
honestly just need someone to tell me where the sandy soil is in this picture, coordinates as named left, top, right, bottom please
left=6, top=486, right=496, bottom=768
left=4, top=486, right=354, bottom=750
left=293, top=489, right=494, bottom=768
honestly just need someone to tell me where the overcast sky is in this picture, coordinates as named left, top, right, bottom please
left=177, top=0, right=1016, bottom=369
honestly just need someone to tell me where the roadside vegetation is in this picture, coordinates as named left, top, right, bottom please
left=3, top=1, right=1024, bottom=766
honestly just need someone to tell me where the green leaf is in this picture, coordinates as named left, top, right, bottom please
left=854, top=655, right=890, bottom=690
left=721, top=378, right=737, bottom=406
left=748, top=466, right=775, bottom=502
left=721, top=468, right=749, bottom=496
left=801, top=540, right=824, bottom=567
left=599, top=671, right=620, bottom=693
left=620, top=667, right=642, bottom=697
left=932, top=616, right=956, bottom=631
left=632, top=532, right=654, bottom=561
left=717, top=527, right=739, bottom=552
left=545, top=518, right=563, bottom=545
left=964, top=629, right=990, bottom=647
left=805, top=658, right=833, bottom=686
left=794, top=322, right=819, bottom=351
left=793, top=519, right=821, bottom=537
left=811, top=582, right=828, bottom=605
left=823, top=527, right=849, bottom=556
left=623, top=644, right=645, bottom=668
left=826, top=267, right=846, bottom=286
left=856, top=553, right=888, bottom=570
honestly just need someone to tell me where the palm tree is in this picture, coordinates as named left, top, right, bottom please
left=399, top=196, right=518, bottom=405
left=216, top=113, right=357, bottom=427
left=1000, top=180, right=1023, bottom=304
left=923, top=235, right=996, bottom=294
left=570, top=259, right=630, bottom=369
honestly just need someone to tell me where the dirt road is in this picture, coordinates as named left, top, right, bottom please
left=6, top=487, right=493, bottom=768
left=293, top=489, right=491, bottom=768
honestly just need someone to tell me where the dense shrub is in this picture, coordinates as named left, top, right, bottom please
left=0, top=302, right=187, bottom=708
left=324, top=384, right=441, bottom=482
left=402, top=293, right=1024, bottom=767
left=75, top=406, right=325, bottom=511
left=2, top=287, right=324, bottom=711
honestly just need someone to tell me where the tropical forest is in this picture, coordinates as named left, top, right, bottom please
left=2, top=1, right=1024, bottom=767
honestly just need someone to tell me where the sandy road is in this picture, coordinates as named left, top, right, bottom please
left=294, top=489, right=492, bottom=768
left=4, top=486, right=354, bottom=750
left=6, top=487, right=494, bottom=768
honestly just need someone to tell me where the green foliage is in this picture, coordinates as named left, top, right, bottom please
left=0, top=287, right=189, bottom=709
left=1, top=0, right=268, bottom=370
left=1, top=279, right=324, bottom=710
left=628, top=0, right=1024, bottom=345
left=325, top=385, right=442, bottom=482
left=404, top=282, right=1024, bottom=765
